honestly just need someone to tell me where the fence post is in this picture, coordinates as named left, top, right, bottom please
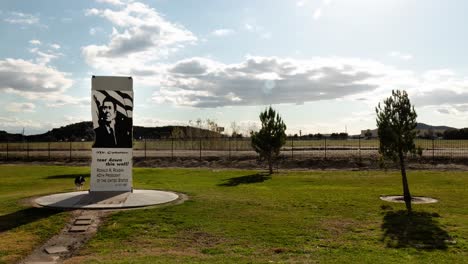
left=171, top=137, right=174, bottom=161
left=199, top=137, right=202, bottom=162
left=26, top=141, right=29, bottom=160
left=358, top=136, right=361, bottom=161
left=324, top=137, right=327, bottom=159
left=69, top=141, right=72, bottom=161
left=48, top=141, right=51, bottom=160
left=144, top=138, right=147, bottom=159
left=6, top=141, right=8, bottom=160
left=228, top=137, right=231, bottom=160
left=432, top=138, right=435, bottom=164
left=291, top=137, right=294, bottom=159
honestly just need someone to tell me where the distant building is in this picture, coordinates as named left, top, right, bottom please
left=360, top=129, right=378, bottom=138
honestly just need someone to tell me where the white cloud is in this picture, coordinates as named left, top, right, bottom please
left=0, top=116, right=44, bottom=131
left=63, top=115, right=88, bottom=124
left=244, top=22, right=263, bottom=33
left=4, top=12, right=39, bottom=25
left=0, top=59, right=72, bottom=95
left=50, top=44, right=61, bottom=49
left=82, top=1, right=197, bottom=74
left=89, top=27, right=103, bottom=35
left=243, top=21, right=271, bottom=39
left=96, top=0, right=124, bottom=6
left=436, top=108, right=450, bottom=115
left=432, top=104, right=468, bottom=116
left=313, top=8, right=322, bottom=20
left=29, top=47, right=63, bottom=65
left=6, top=102, right=36, bottom=113
left=29, top=39, right=41, bottom=45
left=0, top=115, right=89, bottom=134
left=389, top=51, right=413, bottom=60
left=296, top=1, right=307, bottom=7
left=153, top=56, right=383, bottom=108
left=244, top=23, right=254, bottom=32
left=134, top=116, right=187, bottom=128
left=312, top=0, right=332, bottom=20
left=149, top=55, right=468, bottom=110
left=211, top=28, right=235, bottom=37
left=44, top=95, right=89, bottom=108
left=12, top=77, right=90, bottom=107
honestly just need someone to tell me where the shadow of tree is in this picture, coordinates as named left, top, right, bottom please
left=381, top=210, right=452, bottom=250
left=218, top=173, right=271, bottom=187
left=45, top=173, right=89, bottom=180
left=0, top=207, right=61, bottom=232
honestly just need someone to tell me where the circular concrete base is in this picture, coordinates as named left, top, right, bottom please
left=35, top=190, right=180, bottom=209
left=380, top=195, right=438, bottom=204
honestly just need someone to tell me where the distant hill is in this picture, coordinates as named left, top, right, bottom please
left=0, top=131, right=24, bottom=142
left=0, top=121, right=222, bottom=142
left=360, top=122, right=458, bottom=138
left=415, top=123, right=456, bottom=131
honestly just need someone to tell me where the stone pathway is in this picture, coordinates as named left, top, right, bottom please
left=20, top=210, right=108, bottom=264
left=21, top=192, right=187, bottom=263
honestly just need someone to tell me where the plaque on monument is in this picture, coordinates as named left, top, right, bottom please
left=90, top=76, right=133, bottom=192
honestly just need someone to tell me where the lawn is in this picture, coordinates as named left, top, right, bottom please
left=0, top=165, right=467, bottom=263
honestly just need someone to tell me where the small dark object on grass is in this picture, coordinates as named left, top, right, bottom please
left=273, top=248, right=286, bottom=254
left=74, top=175, right=85, bottom=190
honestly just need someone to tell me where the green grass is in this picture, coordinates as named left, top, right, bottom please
left=0, top=166, right=467, bottom=263
left=0, top=165, right=83, bottom=263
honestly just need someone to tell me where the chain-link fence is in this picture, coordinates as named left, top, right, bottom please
left=1, top=137, right=468, bottom=163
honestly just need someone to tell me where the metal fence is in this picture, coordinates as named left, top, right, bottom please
left=1, top=137, right=468, bottom=163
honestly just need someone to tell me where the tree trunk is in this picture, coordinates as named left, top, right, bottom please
left=399, top=152, right=412, bottom=212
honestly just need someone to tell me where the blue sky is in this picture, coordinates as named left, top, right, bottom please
left=1, top=0, right=468, bottom=135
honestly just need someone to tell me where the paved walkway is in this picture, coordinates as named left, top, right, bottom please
left=22, top=191, right=184, bottom=263
left=35, top=190, right=179, bottom=209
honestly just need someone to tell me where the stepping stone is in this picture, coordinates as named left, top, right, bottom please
left=24, top=261, right=56, bottom=264
left=25, top=255, right=60, bottom=263
left=76, top=216, right=92, bottom=221
left=45, top=246, right=68, bottom=254
left=74, top=219, right=92, bottom=226
left=69, top=225, right=88, bottom=232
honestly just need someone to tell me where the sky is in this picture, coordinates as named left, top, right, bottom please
left=1, top=0, right=468, bottom=136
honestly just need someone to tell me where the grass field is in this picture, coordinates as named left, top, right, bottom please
left=0, top=165, right=467, bottom=263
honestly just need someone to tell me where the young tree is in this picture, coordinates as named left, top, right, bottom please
left=376, top=90, right=418, bottom=212
left=251, top=106, right=287, bottom=174
left=230, top=121, right=241, bottom=138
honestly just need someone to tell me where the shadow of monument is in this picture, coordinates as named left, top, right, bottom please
left=381, top=210, right=452, bottom=250
left=45, top=173, right=89, bottom=180
left=218, top=173, right=271, bottom=187
left=0, top=207, right=61, bottom=232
